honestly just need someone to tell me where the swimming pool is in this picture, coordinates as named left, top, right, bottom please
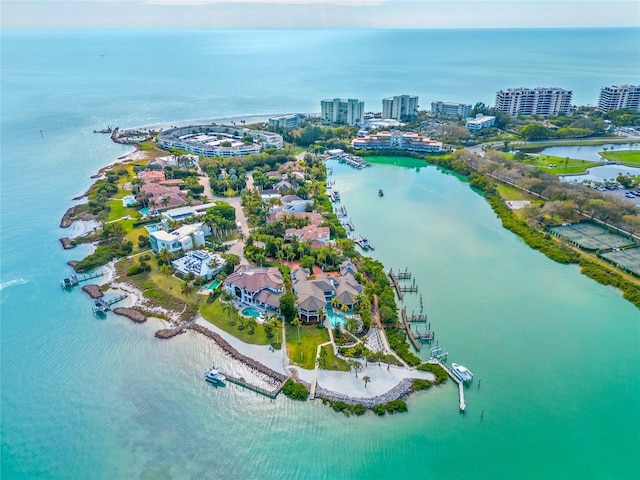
left=140, top=207, right=149, bottom=216
left=207, top=280, right=220, bottom=291
left=327, top=306, right=352, bottom=327
left=145, top=223, right=160, bottom=233
left=241, top=307, right=262, bottom=317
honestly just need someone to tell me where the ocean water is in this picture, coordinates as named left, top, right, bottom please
left=1, top=29, right=640, bottom=479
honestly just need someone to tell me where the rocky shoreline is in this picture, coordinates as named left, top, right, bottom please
left=315, top=378, right=417, bottom=408
left=113, top=307, right=147, bottom=324
left=81, top=284, right=103, bottom=299
left=188, top=324, right=288, bottom=385
left=155, top=327, right=185, bottom=338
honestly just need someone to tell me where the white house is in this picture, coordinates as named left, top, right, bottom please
left=149, top=223, right=208, bottom=253
left=171, top=250, right=225, bottom=280
left=280, top=195, right=313, bottom=213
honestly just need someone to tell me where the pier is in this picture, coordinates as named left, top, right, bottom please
left=397, top=267, right=411, bottom=280
left=398, top=279, right=418, bottom=293
left=409, top=309, right=427, bottom=322
left=430, top=359, right=466, bottom=412
left=225, top=374, right=285, bottom=399
left=338, top=205, right=347, bottom=217
left=332, top=153, right=371, bottom=169
left=92, top=293, right=127, bottom=314
left=60, top=270, right=104, bottom=288
left=388, top=268, right=404, bottom=300
left=400, top=307, right=421, bottom=351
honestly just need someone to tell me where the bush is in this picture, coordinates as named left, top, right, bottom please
left=372, top=404, right=386, bottom=416
left=385, top=399, right=408, bottom=414
left=281, top=379, right=309, bottom=401
left=416, top=363, right=449, bottom=385
left=127, top=264, right=145, bottom=276
left=386, top=328, right=421, bottom=366
left=74, top=240, right=133, bottom=272
left=411, top=379, right=433, bottom=391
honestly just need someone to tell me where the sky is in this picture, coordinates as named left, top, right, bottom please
left=2, top=0, right=639, bottom=29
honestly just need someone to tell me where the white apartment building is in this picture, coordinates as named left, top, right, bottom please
left=268, top=114, right=304, bottom=129
left=382, top=95, right=419, bottom=120
left=351, top=131, right=443, bottom=153
left=430, top=101, right=472, bottom=119
left=495, top=87, right=572, bottom=117
left=597, top=85, right=640, bottom=112
left=320, top=98, right=364, bottom=126
left=466, top=115, right=496, bottom=131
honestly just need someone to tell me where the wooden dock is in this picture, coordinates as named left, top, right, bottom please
left=92, top=293, right=127, bottom=314
left=225, top=374, right=285, bottom=399
left=60, top=269, right=104, bottom=288
left=388, top=269, right=403, bottom=300
left=400, top=307, right=420, bottom=351
left=397, top=268, right=411, bottom=280
left=430, top=359, right=466, bottom=412
left=410, top=310, right=427, bottom=322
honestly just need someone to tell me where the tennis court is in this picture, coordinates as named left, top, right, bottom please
left=600, top=247, right=640, bottom=276
left=548, top=222, right=635, bottom=251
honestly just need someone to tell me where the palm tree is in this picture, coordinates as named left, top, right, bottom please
left=159, top=264, right=172, bottom=276
left=363, top=376, right=371, bottom=388
left=291, top=317, right=302, bottom=344
left=222, top=301, right=236, bottom=326
left=246, top=317, right=257, bottom=335
left=148, top=198, right=158, bottom=212
left=180, top=280, right=195, bottom=298
left=161, top=196, right=170, bottom=208
left=158, top=248, right=173, bottom=265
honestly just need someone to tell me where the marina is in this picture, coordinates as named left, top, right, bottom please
left=326, top=153, right=371, bottom=169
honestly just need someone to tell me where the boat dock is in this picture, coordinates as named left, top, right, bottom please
left=430, top=359, right=466, bottom=412
left=92, top=293, right=127, bottom=314
left=344, top=218, right=355, bottom=231
left=337, top=154, right=370, bottom=169
left=225, top=374, right=285, bottom=399
left=60, top=270, right=104, bottom=288
left=388, top=268, right=404, bottom=300
left=329, top=190, right=340, bottom=202
left=338, top=205, right=348, bottom=217
left=400, top=307, right=421, bottom=351
left=397, top=267, right=411, bottom=280
left=410, top=309, right=427, bottom=322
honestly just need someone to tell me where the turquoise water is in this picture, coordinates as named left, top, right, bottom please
left=207, top=280, right=220, bottom=291
left=140, top=207, right=149, bottom=216
left=241, top=307, right=261, bottom=317
left=326, top=305, right=354, bottom=327
left=2, top=29, right=639, bottom=479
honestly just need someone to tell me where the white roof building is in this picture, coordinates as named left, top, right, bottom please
left=149, top=222, right=207, bottom=253
left=171, top=250, right=225, bottom=280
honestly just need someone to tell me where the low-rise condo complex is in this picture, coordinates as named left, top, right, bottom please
left=352, top=130, right=443, bottom=153
left=431, top=101, right=472, bottom=119
left=465, top=114, right=496, bottom=131
left=157, top=125, right=283, bottom=157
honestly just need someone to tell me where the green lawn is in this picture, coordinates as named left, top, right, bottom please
left=599, top=150, right=640, bottom=166
left=506, top=152, right=601, bottom=174
left=320, top=344, right=350, bottom=371
left=495, top=184, right=536, bottom=201
left=200, top=299, right=271, bottom=345
left=106, top=199, right=140, bottom=222
left=286, top=323, right=330, bottom=370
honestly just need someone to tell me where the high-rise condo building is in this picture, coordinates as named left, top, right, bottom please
left=320, top=98, right=364, bottom=126
left=430, top=101, right=472, bottom=119
left=597, top=85, right=640, bottom=112
left=494, top=87, right=572, bottom=116
left=382, top=95, right=419, bottom=120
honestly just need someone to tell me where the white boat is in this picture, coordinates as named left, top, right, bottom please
left=205, top=366, right=226, bottom=383
left=451, top=363, right=473, bottom=383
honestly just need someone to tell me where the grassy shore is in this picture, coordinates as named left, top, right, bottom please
left=599, top=150, right=640, bottom=166
left=504, top=152, right=601, bottom=174
left=286, top=324, right=330, bottom=370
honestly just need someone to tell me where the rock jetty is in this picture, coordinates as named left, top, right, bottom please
left=188, top=324, right=287, bottom=384
left=155, top=327, right=185, bottom=338
left=113, top=307, right=147, bottom=324
left=81, top=284, right=103, bottom=299
left=315, top=378, right=416, bottom=408
left=59, top=237, right=73, bottom=249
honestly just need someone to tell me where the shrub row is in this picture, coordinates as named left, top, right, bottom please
left=372, top=399, right=408, bottom=416
left=416, top=362, right=449, bottom=385
left=386, top=328, right=421, bottom=366
left=580, top=259, right=640, bottom=309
